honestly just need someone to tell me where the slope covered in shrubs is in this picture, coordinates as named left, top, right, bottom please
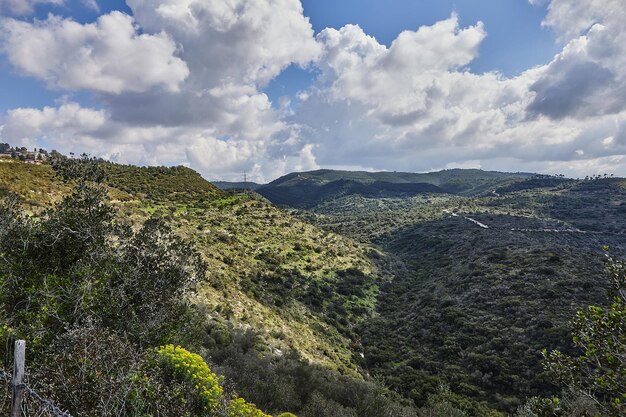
left=291, top=175, right=626, bottom=414
left=0, top=158, right=416, bottom=417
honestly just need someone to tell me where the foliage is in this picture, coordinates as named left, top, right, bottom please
left=209, top=328, right=418, bottom=417
left=29, top=322, right=187, bottom=417
left=418, top=384, right=470, bottom=417
left=0, top=161, right=69, bottom=207
left=229, top=397, right=272, bottom=417
left=102, top=162, right=224, bottom=202
left=0, top=159, right=407, bottom=417
left=543, top=253, right=626, bottom=416
left=291, top=175, right=625, bottom=414
left=50, top=153, right=107, bottom=183
left=0, top=180, right=224, bottom=416
left=3, top=156, right=625, bottom=417
left=0, top=182, right=205, bottom=347
left=156, top=344, right=224, bottom=413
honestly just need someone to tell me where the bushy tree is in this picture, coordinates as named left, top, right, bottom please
left=541, top=251, right=626, bottom=416
left=50, top=153, right=107, bottom=183
left=0, top=181, right=205, bottom=348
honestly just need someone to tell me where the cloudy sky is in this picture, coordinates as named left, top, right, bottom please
left=0, top=0, right=624, bottom=182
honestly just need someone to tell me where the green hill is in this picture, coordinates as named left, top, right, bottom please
left=213, top=180, right=262, bottom=191
left=2, top=158, right=624, bottom=416
left=257, top=169, right=534, bottom=208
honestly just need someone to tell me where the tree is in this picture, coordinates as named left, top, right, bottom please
left=542, top=250, right=626, bottom=416
left=50, top=153, right=107, bottom=183
left=0, top=176, right=206, bottom=349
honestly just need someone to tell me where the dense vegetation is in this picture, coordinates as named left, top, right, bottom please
left=0, top=158, right=421, bottom=416
left=541, top=252, right=626, bottom=416
left=284, top=172, right=626, bottom=415
left=213, top=181, right=262, bottom=191
left=1, top=157, right=624, bottom=416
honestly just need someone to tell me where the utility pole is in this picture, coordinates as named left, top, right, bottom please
left=243, top=171, right=248, bottom=195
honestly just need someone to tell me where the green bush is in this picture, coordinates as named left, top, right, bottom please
left=543, top=253, right=626, bottom=416
left=156, top=344, right=224, bottom=413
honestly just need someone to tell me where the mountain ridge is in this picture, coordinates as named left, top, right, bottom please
left=254, top=168, right=539, bottom=208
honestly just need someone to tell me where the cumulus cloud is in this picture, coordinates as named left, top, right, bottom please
left=0, top=101, right=318, bottom=181
left=0, top=0, right=322, bottom=181
left=541, top=0, right=624, bottom=40
left=527, top=0, right=626, bottom=120
left=1, top=103, right=107, bottom=149
left=127, top=0, right=321, bottom=87
left=0, top=0, right=62, bottom=16
left=291, top=16, right=534, bottom=169
left=287, top=8, right=626, bottom=177
left=0, top=12, right=189, bottom=93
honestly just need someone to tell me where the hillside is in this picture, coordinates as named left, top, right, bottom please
left=2, top=159, right=624, bottom=416
left=0, top=160, right=381, bottom=370
left=0, top=159, right=416, bottom=417
left=288, top=174, right=626, bottom=413
left=257, top=169, right=534, bottom=208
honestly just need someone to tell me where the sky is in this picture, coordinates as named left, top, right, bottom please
left=0, top=0, right=624, bottom=182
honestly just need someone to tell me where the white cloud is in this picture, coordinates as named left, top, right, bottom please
left=0, top=0, right=323, bottom=181
left=0, top=101, right=318, bottom=182
left=0, top=12, right=189, bottom=93
left=127, top=0, right=321, bottom=87
left=81, top=0, right=99, bottom=12
left=527, top=0, right=626, bottom=120
left=1, top=103, right=106, bottom=149
left=541, top=0, right=624, bottom=41
left=0, top=0, right=62, bottom=16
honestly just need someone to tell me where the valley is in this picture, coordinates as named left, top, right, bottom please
left=249, top=169, right=626, bottom=413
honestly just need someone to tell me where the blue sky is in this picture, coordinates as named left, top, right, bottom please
left=0, top=0, right=624, bottom=180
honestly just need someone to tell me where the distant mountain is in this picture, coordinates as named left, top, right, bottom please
left=257, top=168, right=536, bottom=208
left=213, top=181, right=262, bottom=191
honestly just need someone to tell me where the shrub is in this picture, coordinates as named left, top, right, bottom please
left=543, top=252, right=626, bottom=415
left=229, top=397, right=272, bottom=417
left=156, top=344, right=224, bottom=414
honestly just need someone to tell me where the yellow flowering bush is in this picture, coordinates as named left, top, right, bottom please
left=156, top=345, right=286, bottom=417
left=228, top=397, right=272, bottom=417
left=156, top=344, right=223, bottom=413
